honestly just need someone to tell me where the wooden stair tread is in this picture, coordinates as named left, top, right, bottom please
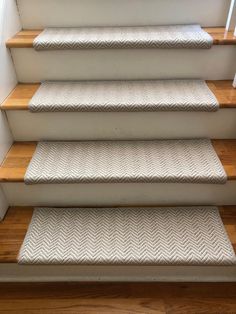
left=6, top=28, right=236, bottom=48
left=0, top=205, right=235, bottom=263
left=1, top=81, right=236, bottom=110
left=2, top=84, right=40, bottom=110
left=0, top=140, right=236, bottom=182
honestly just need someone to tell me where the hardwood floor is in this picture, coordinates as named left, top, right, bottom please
left=0, top=282, right=236, bottom=313
left=0, top=140, right=236, bottom=182
left=6, top=28, right=236, bottom=48
left=0, top=206, right=235, bottom=263
left=1, top=80, right=236, bottom=110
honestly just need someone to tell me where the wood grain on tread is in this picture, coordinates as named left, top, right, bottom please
left=212, top=140, right=236, bottom=180
left=1, top=81, right=236, bottom=110
left=0, top=207, right=33, bottom=263
left=6, top=30, right=41, bottom=48
left=0, top=283, right=236, bottom=314
left=204, top=27, right=236, bottom=45
left=1, top=84, right=40, bottom=110
left=0, top=140, right=236, bottom=182
left=0, top=142, right=37, bottom=182
left=207, top=80, right=236, bottom=108
left=6, top=28, right=236, bottom=48
left=0, top=206, right=235, bottom=263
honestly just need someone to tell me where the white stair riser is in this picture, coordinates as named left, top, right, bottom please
left=6, top=110, right=236, bottom=141
left=17, top=0, right=231, bottom=29
left=1, top=264, right=236, bottom=282
left=2, top=182, right=236, bottom=206
left=11, top=46, right=236, bottom=82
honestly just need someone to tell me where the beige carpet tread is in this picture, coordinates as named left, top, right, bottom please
left=27, top=80, right=219, bottom=112
left=1, top=206, right=236, bottom=263
left=31, top=25, right=213, bottom=50
left=18, top=206, right=236, bottom=265
left=23, top=140, right=226, bottom=184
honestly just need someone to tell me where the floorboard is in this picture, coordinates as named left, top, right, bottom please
left=0, top=282, right=236, bottom=313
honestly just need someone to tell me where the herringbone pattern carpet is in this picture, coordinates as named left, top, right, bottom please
left=33, top=25, right=213, bottom=50
left=18, top=207, right=236, bottom=265
left=24, top=139, right=227, bottom=185
left=29, top=80, right=219, bottom=112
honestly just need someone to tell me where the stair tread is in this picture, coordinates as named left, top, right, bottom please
left=24, top=140, right=227, bottom=184
left=2, top=81, right=236, bottom=110
left=32, top=25, right=214, bottom=50
left=0, top=140, right=236, bottom=182
left=23, top=80, right=220, bottom=112
left=6, top=28, right=236, bottom=48
left=18, top=206, right=236, bottom=265
left=0, top=206, right=235, bottom=263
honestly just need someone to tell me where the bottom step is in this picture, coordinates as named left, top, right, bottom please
left=18, top=206, right=236, bottom=266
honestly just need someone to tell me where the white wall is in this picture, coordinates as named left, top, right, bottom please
left=0, top=0, right=21, bottom=219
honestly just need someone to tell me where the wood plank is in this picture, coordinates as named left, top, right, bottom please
left=0, top=206, right=235, bottom=263
left=1, top=81, right=236, bottom=110
left=1, top=84, right=40, bottom=110
left=0, top=140, right=236, bottom=182
left=6, top=30, right=42, bottom=48
left=206, top=80, right=236, bottom=108
left=6, top=28, right=236, bottom=48
left=204, top=27, right=236, bottom=45
left=0, top=207, right=33, bottom=263
left=212, top=140, right=236, bottom=180
left=0, top=282, right=236, bottom=314
left=0, top=142, right=37, bottom=182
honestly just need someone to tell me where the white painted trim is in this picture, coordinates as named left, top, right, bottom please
left=2, top=181, right=236, bottom=207
left=233, top=74, right=236, bottom=87
left=11, top=46, right=236, bottom=82
left=0, top=0, right=21, bottom=220
left=6, top=109, right=236, bottom=141
left=1, top=264, right=236, bottom=282
left=226, top=0, right=236, bottom=30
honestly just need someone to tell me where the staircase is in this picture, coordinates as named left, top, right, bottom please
left=0, top=0, right=236, bottom=281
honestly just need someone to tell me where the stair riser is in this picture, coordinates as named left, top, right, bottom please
left=11, top=46, right=236, bottom=82
left=2, top=182, right=236, bottom=206
left=6, top=110, right=236, bottom=140
left=17, top=0, right=231, bottom=29
left=1, top=264, right=236, bottom=282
